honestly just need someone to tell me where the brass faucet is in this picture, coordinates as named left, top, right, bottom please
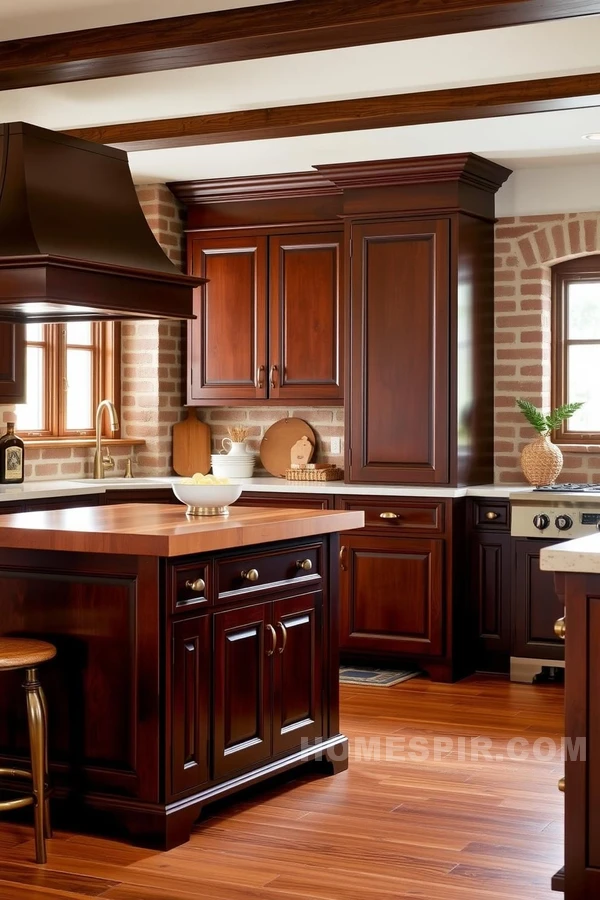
left=93, top=399, right=119, bottom=478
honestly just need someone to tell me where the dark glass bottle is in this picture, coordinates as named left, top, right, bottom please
left=0, top=422, right=25, bottom=484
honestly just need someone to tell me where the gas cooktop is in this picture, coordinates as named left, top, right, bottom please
left=535, top=483, right=600, bottom=492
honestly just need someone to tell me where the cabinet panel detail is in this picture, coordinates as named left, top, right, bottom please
left=213, top=603, right=272, bottom=778
left=513, top=539, right=565, bottom=661
left=273, top=592, right=322, bottom=755
left=171, top=615, right=210, bottom=795
left=0, top=323, right=25, bottom=402
left=340, top=535, right=444, bottom=656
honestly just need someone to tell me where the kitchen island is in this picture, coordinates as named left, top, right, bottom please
left=0, top=503, right=363, bottom=849
left=541, top=534, right=600, bottom=899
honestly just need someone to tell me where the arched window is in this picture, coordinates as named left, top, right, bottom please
left=552, top=255, right=600, bottom=443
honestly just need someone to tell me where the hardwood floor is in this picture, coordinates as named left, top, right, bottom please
left=0, top=675, right=564, bottom=899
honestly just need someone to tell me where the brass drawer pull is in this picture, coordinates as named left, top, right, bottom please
left=339, top=545, right=347, bottom=571
left=380, top=512, right=399, bottom=520
left=558, top=776, right=565, bottom=793
left=241, top=568, right=259, bottom=583
left=266, top=624, right=277, bottom=656
left=185, top=578, right=205, bottom=593
left=554, top=617, right=566, bottom=639
left=277, top=621, right=288, bottom=654
left=256, top=364, right=265, bottom=389
left=485, top=511, right=499, bottom=520
left=296, top=558, right=312, bottom=571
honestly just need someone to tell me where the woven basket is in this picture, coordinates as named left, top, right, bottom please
left=520, top=434, right=563, bottom=486
left=285, top=465, right=344, bottom=482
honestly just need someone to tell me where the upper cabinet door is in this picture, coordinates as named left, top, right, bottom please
left=348, top=219, right=450, bottom=484
left=268, top=233, right=343, bottom=402
left=0, top=324, right=25, bottom=403
left=188, top=236, right=268, bottom=402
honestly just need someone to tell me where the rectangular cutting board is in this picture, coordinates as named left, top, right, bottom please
left=172, top=409, right=211, bottom=476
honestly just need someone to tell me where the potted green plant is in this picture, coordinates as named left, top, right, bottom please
left=516, top=398, right=584, bottom=486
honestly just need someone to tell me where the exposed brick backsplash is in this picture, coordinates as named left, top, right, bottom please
left=495, top=212, right=600, bottom=484
left=197, top=407, right=345, bottom=474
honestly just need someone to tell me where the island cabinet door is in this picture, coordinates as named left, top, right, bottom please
left=339, top=535, right=444, bottom=656
left=213, top=602, right=272, bottom=779
left=171, top=615, right=211, bottom=797
left=272, top=591, right=323, bottom=756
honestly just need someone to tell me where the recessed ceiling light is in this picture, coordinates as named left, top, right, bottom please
left=583, top=133, right=600, bottom=141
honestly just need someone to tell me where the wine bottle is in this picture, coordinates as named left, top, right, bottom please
left=0, top=422, right=25, bottom=484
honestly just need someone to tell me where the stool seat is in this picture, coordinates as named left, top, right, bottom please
left=0, top=638, right=56, bottom=670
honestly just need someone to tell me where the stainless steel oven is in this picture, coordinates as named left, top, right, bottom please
left=509, top=484, right=600, bottom=682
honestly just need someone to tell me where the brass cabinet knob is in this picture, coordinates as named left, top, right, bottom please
left=185, top=577, right=205, bottom=593
left=380, top=512, right=399, bottom=519
left=296, top=559, right=312, bottom=571
left=558, top=777, right=565, bottom=793
left=485, top=511, right=499, bottom=520
left=241, top=568, right=259, bottom=583
left=554, top=617, right=566, bottom=639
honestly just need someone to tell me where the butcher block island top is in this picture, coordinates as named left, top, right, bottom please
left=0, top=502, right=364, bottom=556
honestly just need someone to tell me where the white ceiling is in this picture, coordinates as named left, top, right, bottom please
left=1, top=2, right=600, bottom=201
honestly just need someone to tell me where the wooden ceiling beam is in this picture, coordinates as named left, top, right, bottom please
left=66, top=73, right=600, bottom=151
left=2, top=0, right=600, bottom=91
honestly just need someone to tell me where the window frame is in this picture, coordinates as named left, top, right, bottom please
left=18, top=322, right=121, bottom=440
left=552, top=254, right=600, bottom=444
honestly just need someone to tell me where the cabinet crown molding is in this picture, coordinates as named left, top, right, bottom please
left=314, top=153, right=512, bottom=193
left=169, top=171, right=340, bottom=204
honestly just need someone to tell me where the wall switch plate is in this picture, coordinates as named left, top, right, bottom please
left=331, top=437, right=341, bottom=454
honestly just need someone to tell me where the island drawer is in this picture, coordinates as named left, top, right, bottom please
left=171, top=561, right=211, bottom=612
left=216, top=542, right=322, bottom=602
left=334, top=496, right=445, bottom=534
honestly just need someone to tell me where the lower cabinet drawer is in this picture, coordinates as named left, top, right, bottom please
left=216, top=543, right=322, bottom=602
left=170, top=561, right=211, bottom=613
left=336, top=496, right=445, bottom=534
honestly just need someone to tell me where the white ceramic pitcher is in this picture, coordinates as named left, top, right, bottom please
left=220, top=438, right=250, bottom=456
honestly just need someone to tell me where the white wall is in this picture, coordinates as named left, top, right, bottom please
left=496, top=161, right=600, bottom=218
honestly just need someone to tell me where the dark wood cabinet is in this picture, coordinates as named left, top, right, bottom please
left=348, top=218, right=450, bottom=484
left=513, top=538, right=565, bottom=663
left=339, top=533, right=444, bottom=657
left=273, top=591, right=322, bottom=755
left=0, top=323, right=25, bottom=403
left=188, top=231, right=342, bottom=405
left=213, top=601, right=272, bottom=779
left=171, top=614, right=211, bottom=796
left=469, top=499, right=512, bottom=674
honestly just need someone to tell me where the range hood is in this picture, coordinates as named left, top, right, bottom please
left=0, top=122, right=203, bottom=323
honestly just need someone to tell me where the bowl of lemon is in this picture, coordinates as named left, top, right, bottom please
left=171, top=473, right=243, bottom=516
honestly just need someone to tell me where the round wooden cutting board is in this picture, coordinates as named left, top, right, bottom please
left=259, top=418, right=316, bottom=477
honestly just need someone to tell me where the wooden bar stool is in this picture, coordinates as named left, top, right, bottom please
left=0, top=637, right=56, bottom=864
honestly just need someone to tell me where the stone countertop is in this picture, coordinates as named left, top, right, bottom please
left=541, top=533, right=600, bottom=575
left=0, top=478, right=531, bottom=503
left=0, top=503, right=364, bottom=558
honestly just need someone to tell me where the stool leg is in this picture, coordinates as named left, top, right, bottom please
left=39, top=684, right=52, bottom=839
left=24, top=667, right=47, bottom=864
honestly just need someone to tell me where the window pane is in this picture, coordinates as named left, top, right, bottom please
left=15, top=346, right=45, bottom=431
left=66, top=322, right=93, bottom=346
left=567, top=282, right=600, bottom=339
left=25, top=323, right=44, bottom=342
left=66, top=348, right=93, bottom=430
left=566, top=344, right=600, bottom=431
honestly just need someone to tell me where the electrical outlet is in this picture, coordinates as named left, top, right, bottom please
left=331, top=437, right=341, bottom=455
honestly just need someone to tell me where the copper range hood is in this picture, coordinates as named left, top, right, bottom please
left=0, top=122, right=203, bottom=323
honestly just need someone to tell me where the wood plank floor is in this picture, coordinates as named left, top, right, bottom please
left=0, top=675, right=564, bottom=899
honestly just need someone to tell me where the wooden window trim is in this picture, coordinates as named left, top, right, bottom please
left=552, top=255, right=600, bottom=444
left=20, top=322, right=121, bottom=439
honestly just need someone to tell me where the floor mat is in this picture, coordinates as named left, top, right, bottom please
left=339, top=666, right=421, bottom=686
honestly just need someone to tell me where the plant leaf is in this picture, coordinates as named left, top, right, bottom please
left=516, top=398, right=548, bottom=434
left=545, top=401, right=585, bottom=430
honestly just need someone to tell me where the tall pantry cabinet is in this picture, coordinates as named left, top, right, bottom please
left=315, top=155, right=512, bottom=487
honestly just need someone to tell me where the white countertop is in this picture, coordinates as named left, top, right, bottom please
left=541, top=533, right=600, bottom=574
left=0, top=477, right=529, bottom=504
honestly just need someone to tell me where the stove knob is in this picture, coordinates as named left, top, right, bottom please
left=533, top=514, right=551, bottom=531
left=555, top=515, right=573, bottom=531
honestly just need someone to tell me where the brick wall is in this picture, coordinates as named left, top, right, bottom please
left=495, top=212, right=600, bottom=484
left=197, top=407, right=345, bottom=473
left=0, top=184, right=187, bottom=479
